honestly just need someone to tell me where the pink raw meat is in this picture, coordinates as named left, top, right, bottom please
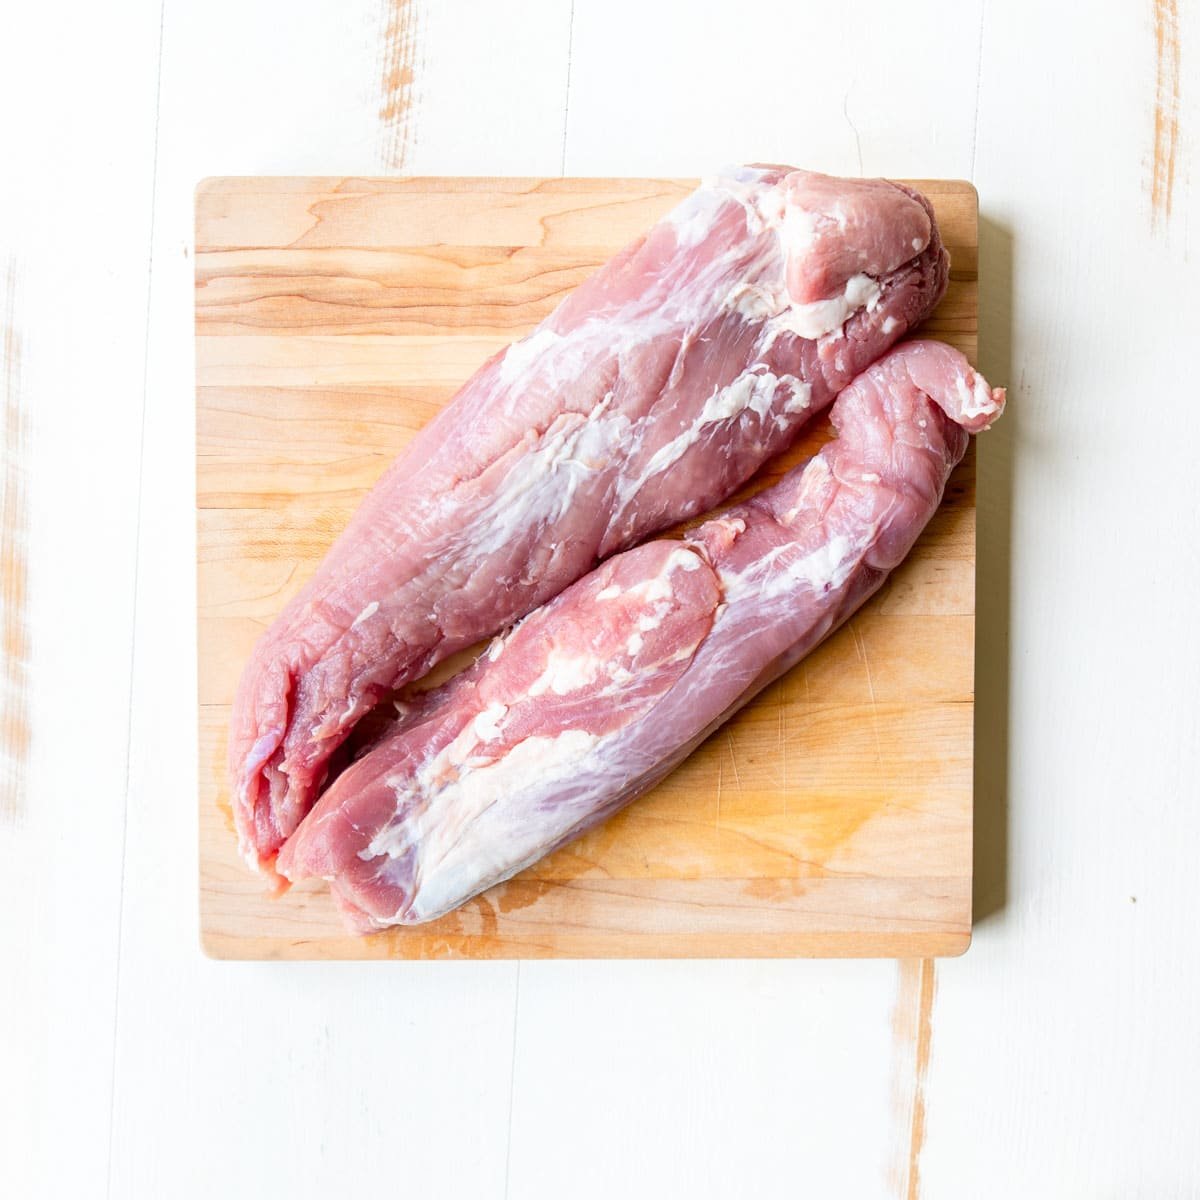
left=278, top=341, right=1005, bottom=929
left=230, top=165, right=949, bottom=872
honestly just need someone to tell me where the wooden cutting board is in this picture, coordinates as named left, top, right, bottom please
left=196, top=176, right=979, bottom=959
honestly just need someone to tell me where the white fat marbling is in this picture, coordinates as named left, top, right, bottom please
left=668, top=187, right=725, bottom=248
left=767, top=273, right=882, bottom=342
left=472, top=702, right=509, bottom=742
left=955, top=370, right=1002, bottom=421
left=464, top=401, right=631, bottom=560
left=635, top=547, right=703, bottom=601
left=527, top=649, right=603, bottom=698
left=373, top=729, right=602, bottom=920
left=351, top=601, right=379, bottom=627
left=497, top=328, right=564, bottom=385
left=635, top=608, right=668, bottom=633
left=584, top=547, right=700, bottom=614
left=782, top=375, right=814, bottom=412
left=721, top=533, right=861, bottom=606
left=630, top=367, right=807, bottom=495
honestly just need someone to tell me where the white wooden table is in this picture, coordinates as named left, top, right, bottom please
left=2, top=2, right=1197, bottom=1195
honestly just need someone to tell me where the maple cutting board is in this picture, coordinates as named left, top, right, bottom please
left=196, top=176, right=979, bottom=959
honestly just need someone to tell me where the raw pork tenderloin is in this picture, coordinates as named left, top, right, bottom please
left=278, top=340, right=1004, bottom=929
left=231, top=166, right=948, bottom=871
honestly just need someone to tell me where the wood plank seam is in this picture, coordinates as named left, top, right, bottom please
left=105, top=8, right=167, bottom=1196
left=969, top=2, right=987, bottom=179
left=560, top=1, right=576, bottom=176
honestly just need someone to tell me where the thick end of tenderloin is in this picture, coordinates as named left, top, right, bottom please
left=777, top=169, right=934, bottom=305
left=278, top=541, right=723, bottom=926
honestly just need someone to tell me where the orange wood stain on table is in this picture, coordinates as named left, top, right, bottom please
left=196, top=176, right=980, bottom=959
left=379, top=0, right=421, bottom=169
left=1, top=259, right=29, bottom=824
left=890, top=958, right=938, bottom=1198
left=1151, top=0, right=1182, bottom=227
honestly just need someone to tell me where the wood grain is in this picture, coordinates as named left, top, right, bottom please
left=196, top=176, right=979, bottom=959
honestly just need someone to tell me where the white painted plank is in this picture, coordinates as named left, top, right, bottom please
left=10, top=0, right=1199, bottom=1194
left=563, top=0, right=985, bottom=179
left=106, top=2, right=571, bottom=1196
left=508, top=961, right=910, bottom=1199
left=163, top=0, right=382, bottom=174
left=409, top=0, right=573, bottom=174
left=109, top=962, right=519, bottom=1196
left=0, top=3, right=163, bottom=1196
left=922, top=0, right=1200, bottom=1194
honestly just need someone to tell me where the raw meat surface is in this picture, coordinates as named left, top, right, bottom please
left=278, top=341, right=1005, bottom=929
left=231, top=166, right=949, bottom=872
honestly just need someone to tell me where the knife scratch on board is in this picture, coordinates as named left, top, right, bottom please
left=1, top=258, right=30, bottom=825
left=379, top=0, right=422, bottom=169
left=726, top=729, right=744, bottom=796
left=778, top=701, right=788, bottom=810
left=851, top=622, right=884, bottom=764
left=714, top=760, right=723, bottom=833
left=1150, top=0, right=1182, bottom=229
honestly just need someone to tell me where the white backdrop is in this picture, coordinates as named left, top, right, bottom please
left=2, top=1, right=1198, bottom=1196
